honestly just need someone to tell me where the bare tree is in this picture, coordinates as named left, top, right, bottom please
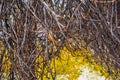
left=0, top=0, right=120, bottom=79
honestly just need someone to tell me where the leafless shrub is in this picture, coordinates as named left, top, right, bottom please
left=0, top=0, right=120, bottom=79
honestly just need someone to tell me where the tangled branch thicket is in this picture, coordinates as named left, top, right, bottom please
left=0, top=0, right=120, bottom=79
